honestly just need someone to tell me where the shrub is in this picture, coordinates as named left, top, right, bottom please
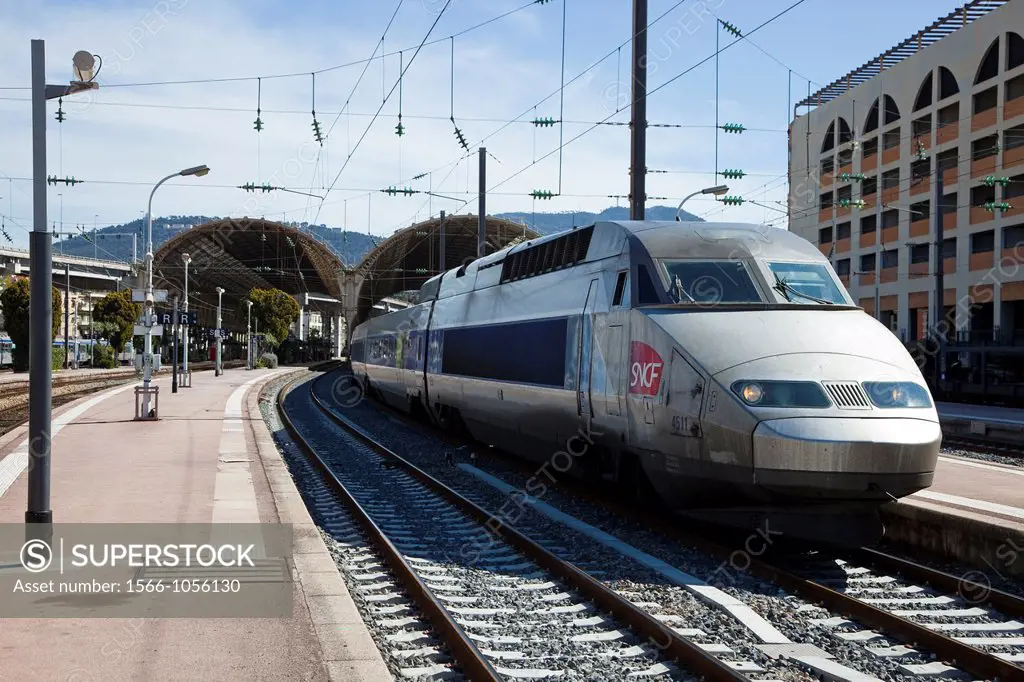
left=51, top=347, right=66, bottom=371
left=259, top=352, right=278, bottom=369
left=94, top=344, right=117, bottom=369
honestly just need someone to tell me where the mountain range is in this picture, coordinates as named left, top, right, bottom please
left=52, top=205, right=701, bottom=268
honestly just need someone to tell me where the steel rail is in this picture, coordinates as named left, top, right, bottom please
left=277, top=375, right=503, bottom=682
left=319, top=371, right=1023, bottom=681
left=851, top=546, right=1024, bottom=619
left=307, top=372, right=750, bottom=682
left=941, top=434, right=1024, bottom=458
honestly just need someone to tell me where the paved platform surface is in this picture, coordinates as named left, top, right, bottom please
left=937, top=401, right=1024, bottom=426
left=911, top=455, right=1023, bottom=523
left=0, top=367, right=390, bottom=681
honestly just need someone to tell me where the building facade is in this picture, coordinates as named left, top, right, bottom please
left=788, top=0, right=1024, bottom=401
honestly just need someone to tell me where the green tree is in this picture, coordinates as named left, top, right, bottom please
left=0, top=276, right=63, bottom=371
left=248, top=288, right=300, bottom=347
left=92, top=290, right=141, bottom=353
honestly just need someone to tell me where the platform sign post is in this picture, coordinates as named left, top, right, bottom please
left=172, top=296, right=179, bottom=394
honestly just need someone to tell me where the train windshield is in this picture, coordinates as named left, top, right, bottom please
left=660, top=260, right=763, bottom=304
left=767, top=262, right=847, bottom=305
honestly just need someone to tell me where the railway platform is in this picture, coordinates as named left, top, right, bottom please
left=0, top=367, right=389, bottom=681
left=882, top=408, right=1023, bottom=578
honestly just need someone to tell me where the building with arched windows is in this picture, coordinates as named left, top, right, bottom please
left=788, top=0, right=1024, bottom=402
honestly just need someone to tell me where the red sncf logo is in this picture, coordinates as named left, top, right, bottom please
left=629, top=341, right=664, bottom=396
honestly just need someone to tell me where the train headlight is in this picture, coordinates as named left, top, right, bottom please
left=731, top=381, right=831, bottom=408
left=740, top=383, right=763, bottom=404
left=862, top=381, right=932, bottom=408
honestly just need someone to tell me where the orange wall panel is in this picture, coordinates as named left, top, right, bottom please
left=971, top=108, right=997, bottom=132
left=937, top=121, right=959, bottom=145
left=910, top=176, right=930, bottom=196
left=860, top=231, right=877, bottom=248
left=971, top=155, right=996, bottom=178
left=909, top=291, right=929, bottom=309
left=880, top=267, right=898, bottom=284
left=910, top=219, right=929, bottom=238
left=970, top=206, right=993, bottom=225
left=1005, top=96, right=1024, bottom=122
left=862, top=154, right=877, bottom=173
left=836, top=238, right=851, bottom=254
left=881, top=226, right=899, bottom=244
left=1002, top=280, right=1024, bottom=301
left=969, top=252, right=994, bottom=271
left=882, top=146, right=900, bottom=165
left=1004, top=144, right=1024, bottom=170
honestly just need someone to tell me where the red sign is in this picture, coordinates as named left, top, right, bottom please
left=629, top=341, right=664, bottom=396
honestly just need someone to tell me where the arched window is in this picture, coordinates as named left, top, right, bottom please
left=838, top=117, right=852, bottom=145
left=863, top=99, right=879, bottom=133
left=913, top=72, right=933, bottom=111
left=975, top=37, right=1000, bottom=84
left=938, top=66, right=959, bottom=100
left=821, top=121, right=835, bottom=153
left=883, top=95, right=900, bottom=124
left=1008, top=32, right=1024, bottom=71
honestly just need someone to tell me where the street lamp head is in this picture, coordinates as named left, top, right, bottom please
left=703, top=184, right=729, bottom=196
left=216, top=287, right=225, bottom=295
left=72, top=51, right=100, bottom=82
left=182, top=252, right=191, bottom=266
left=179, top=165, right=210, bottom=177
left=247, top=300, right=253, bottom=309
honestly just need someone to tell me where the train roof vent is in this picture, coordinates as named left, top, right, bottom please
left=822, top=381, right=871, bottom=410
left=499, top=225, right=594, bottom=284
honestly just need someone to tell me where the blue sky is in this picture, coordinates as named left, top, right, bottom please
left=0, top=0, right=967, bottom=250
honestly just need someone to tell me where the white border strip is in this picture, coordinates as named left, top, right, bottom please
left=914, top=490, right=1024, bottom=521
left=0, top=382, right=139, bottom=499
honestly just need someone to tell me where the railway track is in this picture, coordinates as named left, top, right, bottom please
left=307, top=367, right=1024, bottom=681
left=276, top=373, right=781, bottom=682
left=941, top=433, right=1024, bottom=459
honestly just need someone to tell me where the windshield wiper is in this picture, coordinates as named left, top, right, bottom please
left=674, top=276, right=695, bottom=303
left=773, top=275, right=833, bottom=305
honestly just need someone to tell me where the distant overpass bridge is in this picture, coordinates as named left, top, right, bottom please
left=1, top=247, right=133, bottom=292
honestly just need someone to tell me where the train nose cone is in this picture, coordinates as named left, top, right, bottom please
left=751, top=416, right=940, bottom=500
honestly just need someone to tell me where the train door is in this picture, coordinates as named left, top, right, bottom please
left=665, top=349, right=705, bottom=462
left=577, top=279, right=599, bottom=430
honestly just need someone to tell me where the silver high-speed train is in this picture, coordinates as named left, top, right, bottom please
left=349, top=220, right=941, bottom=544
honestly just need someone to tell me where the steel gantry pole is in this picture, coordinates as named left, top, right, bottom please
left=215, top=287, right=224, bottom=377
left=26, top=40, right=99, bottom=533
left=64, top=265, right=70, bottom=369
left=478, top=148, right=486, bottom=259
left=629, top=0, right=648, bottom=221
left=27, top=40, right=53, bottom=531
left=182, top=252, right=191, bottom=385
left=932, top=162, right=946, bottom=393
left=246, top=299, right=253, bottom=370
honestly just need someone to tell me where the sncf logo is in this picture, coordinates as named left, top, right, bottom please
left=629, top=341, right=664, bottom=396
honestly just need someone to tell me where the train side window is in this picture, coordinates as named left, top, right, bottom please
left=612, top=271, right=630, bottom=307
left=636, top=265, right=661, bottom=304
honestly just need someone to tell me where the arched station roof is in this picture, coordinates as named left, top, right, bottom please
left=153, top=218, right=346, bottom=329
left=354, top=214, right=540, bottom=324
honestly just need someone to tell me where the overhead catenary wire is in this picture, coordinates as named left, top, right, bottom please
left=314, top=0, right=455, bottom=223
left=445, top=0, right=813, bottom=217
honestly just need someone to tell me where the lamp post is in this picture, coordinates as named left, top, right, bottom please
left=676, top=185, right=729, bottom=220
left=246, top=300, right=253, bottom=370
left=215, top=286, right=224, bottom=376
left=182, top=252, right=191, bottom=386
left=27, top=41, right=99, bottom=536
left=140, top=165, right=209, bottom=418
